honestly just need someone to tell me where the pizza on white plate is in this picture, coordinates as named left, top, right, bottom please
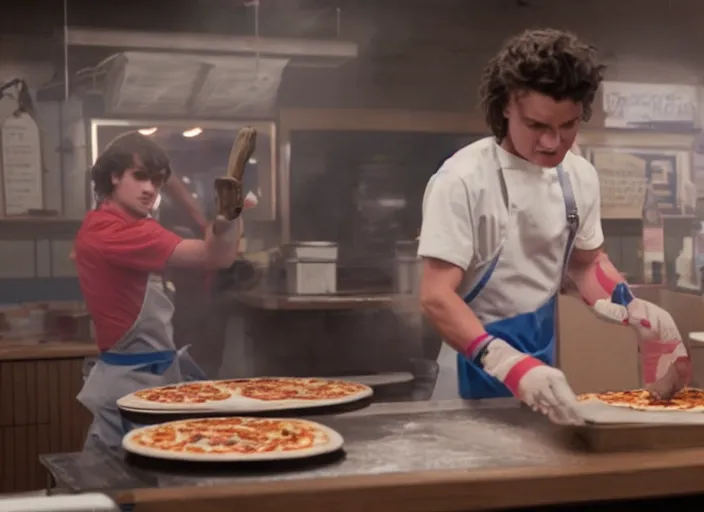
left=117, top=376, right=373, bottom=411
left=577, top=388, right=704, bottom=412
left=122, top=416, right=343, bottom=462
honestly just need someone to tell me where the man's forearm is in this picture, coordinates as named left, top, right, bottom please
left=567, top=251, right=625, bottom=305
left=205, top=218, right=242, bottom=269
left=420, top=291, right=487, bottom=354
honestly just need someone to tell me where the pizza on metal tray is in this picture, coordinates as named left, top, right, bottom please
left=577, top=388, right=704, bottom=412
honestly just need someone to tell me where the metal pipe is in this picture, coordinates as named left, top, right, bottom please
left=63, top=0, right=69, bottom=101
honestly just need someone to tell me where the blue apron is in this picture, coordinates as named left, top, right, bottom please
left=456, top=163, right=580, bottom=399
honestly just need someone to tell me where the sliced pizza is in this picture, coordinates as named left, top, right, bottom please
left=132, top=382, right=232, bottom=405
left=219, top=377, right=372, bottom=401
left=578, top=388, right=704, bottom=412
left=122, top=417, right=343, bottom=461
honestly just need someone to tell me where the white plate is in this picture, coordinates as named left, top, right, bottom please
left=116, top=377, right=374, bottom=412
left=122, top=417, right=344, bottom=462
left=119, top=404, right=213, bottom=415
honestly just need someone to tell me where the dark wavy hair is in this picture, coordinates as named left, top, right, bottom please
left=91, top=131, right=171, bottom=199
left=479, top=28, right=606, bottom=142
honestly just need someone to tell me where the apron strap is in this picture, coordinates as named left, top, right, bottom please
left=553, top=163, right=580, bottom=369
left=463, top=165, right=509, bottom=304
left=555, top=163, right=580, bottom=279
left=463, top=255, right=500, bottom=303
left=464, top=163, right=580, bottom=305
left=99, top=350, right=176, bottom=366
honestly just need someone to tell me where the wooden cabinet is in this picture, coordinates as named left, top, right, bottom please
left=0, top=343, right=96, bottom=493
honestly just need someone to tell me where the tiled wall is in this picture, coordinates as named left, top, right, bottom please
left=0, top=237, right=82, bottom=303
left=0, top=62, right=89, bottom=304
left=0, top=221, right=83, bottom=304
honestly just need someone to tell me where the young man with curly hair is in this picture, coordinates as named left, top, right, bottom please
left=418, top=29, right=690, bottom=424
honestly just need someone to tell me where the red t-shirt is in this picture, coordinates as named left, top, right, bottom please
left=74, top=206, right=182, bottom=351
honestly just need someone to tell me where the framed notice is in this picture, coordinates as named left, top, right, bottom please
left=1, top=112, right=43, bottom=216
left=692, top=132, right=704, bottom=197
left=589, top=147, right=683, bottom=219
left=590, top=150, right=648, bottom=218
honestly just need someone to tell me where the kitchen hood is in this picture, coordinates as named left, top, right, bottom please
left=66, top=27, right=358, bottom=117
left=67, top=27, right=357, bottom=68
left=103, top=51, right=289, bottom=117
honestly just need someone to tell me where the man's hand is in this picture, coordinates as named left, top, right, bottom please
left=593, top=298, right=691, bottom=398
left=481, top=338, right=584, bottom=425
left=209, top=215, right=240, bottom=241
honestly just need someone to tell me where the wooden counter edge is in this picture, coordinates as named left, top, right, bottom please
left=0, top=341, right=98, bottom=361
left=124, top=448, right=704, bottom=512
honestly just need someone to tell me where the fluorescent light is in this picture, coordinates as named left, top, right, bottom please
left=183, top=127, right=202, bottom=138
left=191, top=192, right=198, bottom=199
left=181, top=176, right=191, bottom=184
left=138, top=127, right=157, bottom=136
left=248, top=157, right=258, bottom=164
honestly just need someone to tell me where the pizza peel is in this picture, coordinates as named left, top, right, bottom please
left=213, top=126, right=257, bottom=235
left=575, top=399, right=704, bottom=425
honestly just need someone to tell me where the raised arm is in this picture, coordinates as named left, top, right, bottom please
left=566, top=161, right=690, bottom=398
left=163, top=172, right=209, bottom=233
left=95, top=217, right=241, bottom=272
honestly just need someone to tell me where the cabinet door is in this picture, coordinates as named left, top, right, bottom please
left=558, top=295, right=640, bottom=394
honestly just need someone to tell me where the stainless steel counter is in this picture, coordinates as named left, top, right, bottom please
left=41, top=399, right=577, bottom=494
left=225, top=290, right=403, bottom=311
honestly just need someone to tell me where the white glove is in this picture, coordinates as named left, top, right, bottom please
left=482, top=338, right=584, bottom=425
left=593, top=298, right=691, bottom=398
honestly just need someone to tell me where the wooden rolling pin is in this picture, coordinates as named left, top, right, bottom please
left=213, top=126, right=257, bottom=235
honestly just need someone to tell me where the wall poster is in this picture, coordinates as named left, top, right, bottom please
left=587, top=146, right=690, bottom=284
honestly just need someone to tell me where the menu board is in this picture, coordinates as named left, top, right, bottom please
left=591, top=150, right=648, bottom=218
left=1, top=112, right=43, bottom=215
left=602, top=81, right=698, bottom=129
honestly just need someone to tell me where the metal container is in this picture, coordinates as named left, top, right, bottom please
left=393, top=240, right=421, bottom=294
left=281, top=241, right=338, bottom=261
left=285, top=258, right=337, bottom=295
left=394, top=255, right=422, bottom=294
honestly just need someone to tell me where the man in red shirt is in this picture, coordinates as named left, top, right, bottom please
left=74, top=131, right=242, bottom=454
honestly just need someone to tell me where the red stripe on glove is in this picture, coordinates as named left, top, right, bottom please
left=464, top=333, right=491, bottom=358
left=503, top=357, right=544, bottom=396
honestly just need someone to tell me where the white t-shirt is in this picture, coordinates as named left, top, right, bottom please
left=418, top=137, right=604, bottom=323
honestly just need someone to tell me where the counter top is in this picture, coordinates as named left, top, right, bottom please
left=221, top=286, right=686, bottom=312
left=41, top=399, right=704, bottom=510
left=0, top=341, right=98, bottom=361
left=226, top=290, right=409, bottom=311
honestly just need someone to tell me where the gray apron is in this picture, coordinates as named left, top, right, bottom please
left=78, top=274, right=206, bottom=454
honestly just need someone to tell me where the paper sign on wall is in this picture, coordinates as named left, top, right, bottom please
left=602, top=81, right=698, bottom=128
left=592, top=150, right=648, bottom=218
left=1, top=112, right=43, bottom=216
